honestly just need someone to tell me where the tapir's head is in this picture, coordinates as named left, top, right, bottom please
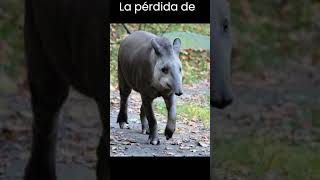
left=151, top=37, right=183, bottom=96
left=211, top=0, right=233, bottom=109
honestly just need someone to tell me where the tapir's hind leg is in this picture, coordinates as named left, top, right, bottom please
left=96, top=101, right=110, bottom=180
left=24, top=22, right=69, bottom=180
left=24, top=69, right=69, bottom=180
left=117, top=63, right=132, bottom=128
left=24, top=7, right=69, bottom=180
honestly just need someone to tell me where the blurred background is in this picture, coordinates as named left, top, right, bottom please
left=0, top=2, right=211, bottom=177
left=1, top=0, right=320, bottom=178
left=0, top=0, right=24, bottom=93
left=0, top=1, right=100, bottom=179
left=214, top=0, right=320, bottom=179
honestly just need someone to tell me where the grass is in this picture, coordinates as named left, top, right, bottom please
left=216, top=1, right=320, bottom=176
left=312, top=108, right=320, bottom=128
left=154, top=99, right=210, bottom=129
left=215, top=100, right=320, bottom=179
left=230, top=0, right=320, bottom=72
left=0, top=0, right=24, bottom=78
left=214, top=136, right=320, bottom=180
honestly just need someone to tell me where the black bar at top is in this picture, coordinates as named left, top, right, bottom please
left=110, top=0, right=210, bottom=23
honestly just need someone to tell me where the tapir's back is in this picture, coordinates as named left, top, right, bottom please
left=121, top=31, right=156, bottom=47
left=118, top=31, right=157, bottom=64
left=118, top=31, right=157, bottom=92
left=25, top=0, right=108, bottom=98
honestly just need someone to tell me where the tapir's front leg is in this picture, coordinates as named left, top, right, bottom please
left=140, top=104, right=149, bottom=134
left=164, top=94, right=177, bottom=140
left=142, top=97, right=159, bottom=145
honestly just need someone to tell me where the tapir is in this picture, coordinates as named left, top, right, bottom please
left=24, top=0, right=109, bottom=180
left=210, top=0, right=233, bottom=179
left=117, top=31, right=183, bottom=145
left=211, top=0, right=233, bottom=109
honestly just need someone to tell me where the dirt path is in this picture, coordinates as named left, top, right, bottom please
left=0, top=90, right=100, bottom=179
left=0, top=81, right=210, bottom=178
left=214, top=65, right=320, bottom=140
left=110, top=82, right=210, bottom=157
left=1, top=160, right=95, bottom=180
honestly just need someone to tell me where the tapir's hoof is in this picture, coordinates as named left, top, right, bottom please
left=119, top=122, right=128, bottom=129
left=148, top=137, right=160, bottom=145
left=164, top=127, right=174, bottom=140
left=141, top=129, right=150, bottom=135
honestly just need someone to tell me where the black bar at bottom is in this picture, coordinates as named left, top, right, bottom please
left=110, top=157, right=209, bottom=179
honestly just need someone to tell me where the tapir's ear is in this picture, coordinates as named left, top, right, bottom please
left=151, top=38, right=162, bottom=56
left=173, top=38, right=181, bottom=53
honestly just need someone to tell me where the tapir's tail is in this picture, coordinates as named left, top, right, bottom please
left=122, top=24, right=131, bottom=34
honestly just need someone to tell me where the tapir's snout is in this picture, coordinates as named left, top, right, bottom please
left=211, top=96, right=233, bottom=109
left=171, top=74, right=183, bottom=96
left=166, top=82, right=183, bottom=96
left=174, top=80, right=183, bottom=96
left=175, top=89, right=183, bottom=96
left=211, top=87, right=233, bottom=109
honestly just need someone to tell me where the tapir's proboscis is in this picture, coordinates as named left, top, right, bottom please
left=210, top=0, right=233, bottom=180
left=211, top=0, right=233, bottom=109
left=24, top=0, right=109, bottom=180
left=117, top=31, right=183, bottom=145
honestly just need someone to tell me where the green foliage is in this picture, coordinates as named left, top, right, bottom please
left=162, top=32, right=210, bottom=50
left=215, top=136, right=320, bottom=180
left=0, top=0, right=24, bottom=78
left=124, top=24, right=210, bottom=36
left=312, top=109, right=320, bottom=128
left=180, top=49, right=209, bottom=84
left=154, top=100, right=210, bottom=129
left=231, top=0, right=320, bottom=72
left=216, top=1, right=320, bottom=179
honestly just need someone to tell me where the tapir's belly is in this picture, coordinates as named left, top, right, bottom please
left=121, top=61, right=151, bottom=91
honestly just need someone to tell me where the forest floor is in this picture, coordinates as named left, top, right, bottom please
left=0, top=62, right=319, bottom=179
left=0, top=78, right=210, bottom=179
left=0, top=89, right=100, bottom=180
left=110, top=81, right=210, bottom=157
left=213, top=62, right=320, bottom=180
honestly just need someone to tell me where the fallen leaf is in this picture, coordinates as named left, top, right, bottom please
left=198, top=141, right=208, bottom=147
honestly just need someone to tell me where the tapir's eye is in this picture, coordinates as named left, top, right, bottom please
left=222, top=19, right=229, bottom=33
left=179, top=67, right=182, bottom=72
left=161, top=67, right=169, bottom=74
